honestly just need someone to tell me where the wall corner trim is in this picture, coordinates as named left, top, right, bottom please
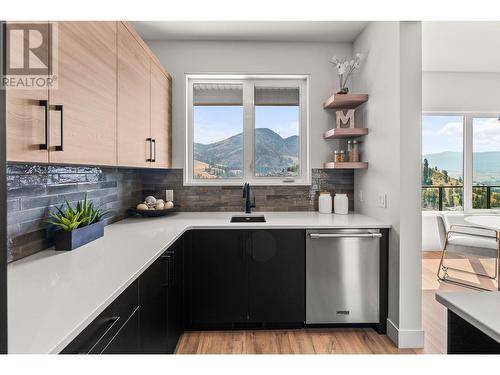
left=387, top=318, right=425, bottom=349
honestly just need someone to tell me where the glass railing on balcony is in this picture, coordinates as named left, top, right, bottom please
left=422, top=185, right=500, bottom=211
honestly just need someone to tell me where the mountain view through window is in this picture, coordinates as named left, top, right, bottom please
left=472, top=117, right=500, bottom=209
left=422, top=115, right=464, bottom=211
left=193, top=84, right=300, bottom=180
left=422, top=115, right=500, bottom=210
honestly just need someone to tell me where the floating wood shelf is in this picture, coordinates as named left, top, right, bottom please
left=323, top=127, right=369, bottom=139
left=323, top=94, right=368, bottom=109
left=323, top=162, right=368, bottom=170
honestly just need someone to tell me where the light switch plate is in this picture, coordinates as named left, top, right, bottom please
left=358, top=190, right=363, bottom=202
left=166, top=190, right=174, bottom=202
left=377, top=193, right=387, bottom=208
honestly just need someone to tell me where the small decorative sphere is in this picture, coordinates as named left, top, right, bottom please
left=144, top=196, right=157, bottom=205
left=155, top=202, right=165, bottom=210
left=136, top=203, right=148, bottom=210
left=165, top=201, right=174, bottom=209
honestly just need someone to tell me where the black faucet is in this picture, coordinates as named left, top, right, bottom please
left=242, top=182, right=256, bottom=214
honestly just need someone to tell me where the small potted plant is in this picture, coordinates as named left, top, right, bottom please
left=47, top=194, right=112, bottom=251
left=330, top=53, right=362, bottom=94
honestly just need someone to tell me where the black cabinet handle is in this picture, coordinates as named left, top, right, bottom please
left=146, top=138, right=153, bottom=162
left=151, top=138, right=156, bottom=162
left=54, top=105, right=64, bottom=151
left=79, top=316, right=120, bottom=354
left=38, top=100, right=49, bottom=150
left=161, top=251, right=175, bottom=287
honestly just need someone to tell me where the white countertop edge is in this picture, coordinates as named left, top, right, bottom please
left=435, top=292, right=500, bottom=344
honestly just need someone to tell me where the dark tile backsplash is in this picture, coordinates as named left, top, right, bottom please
left=142, top=168, right=354, bottom=212
left=6, top=165, right=353, bottom=263
left=7, top=164, right=142, bottom=263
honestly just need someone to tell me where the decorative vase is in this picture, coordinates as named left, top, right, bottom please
left=337, top=87, right=349, bottom=95
left=54, top=221, right=104, bottom=251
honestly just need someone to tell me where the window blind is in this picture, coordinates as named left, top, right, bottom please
left=193, top=84, right=243, bottom=106
left=254, top=87, right=300, bottom=106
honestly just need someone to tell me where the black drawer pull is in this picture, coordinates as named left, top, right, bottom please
left=54, top=104, right=64, bottom=151
left=38, top=100, right=48, bottom=150
left=84, top=316, right=120, bottom=354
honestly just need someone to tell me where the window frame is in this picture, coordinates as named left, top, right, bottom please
left=185, top=74, right=310, bottom=186
left=422, top=111, right=500, bottom=213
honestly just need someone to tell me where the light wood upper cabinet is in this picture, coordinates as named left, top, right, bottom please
left=150, top=62, right=172, bottom=168
left=6, top=21, right=172, bottom=169
left=49, top=22, right=117, bottom=166
left=6, top=22, right=50, bottom=163
left=117, top=22, right=151, bottom=168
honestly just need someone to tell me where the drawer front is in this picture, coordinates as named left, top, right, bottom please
left=61, top=280, right=139, bottom=354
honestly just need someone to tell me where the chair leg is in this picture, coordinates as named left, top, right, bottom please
left=437, top=236, right=449, bottom=282
left=497, top=242, right=500, bottom=292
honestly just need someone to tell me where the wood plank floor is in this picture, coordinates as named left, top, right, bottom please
left=176, top=251, right=498, bottom=354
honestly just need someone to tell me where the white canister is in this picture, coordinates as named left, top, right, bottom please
left=334, top=193, right=349, bottom=215
left=318, top=192, right=332, bottom=214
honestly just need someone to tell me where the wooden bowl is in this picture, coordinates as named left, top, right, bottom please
left=128, top=206, right=176, bottom=217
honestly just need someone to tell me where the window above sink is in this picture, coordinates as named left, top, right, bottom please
left=185, top=74, right=310, bottom=186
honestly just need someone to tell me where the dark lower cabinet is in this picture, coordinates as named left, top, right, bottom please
left=61, top=280, right=139, bottom=354
left=138, top=253, right=168, bottom=353
left=185, top=230, right=247, bottom=329
left=139, top=237, right=183, bottom=354
left=248, top=230, right=305, bottom=327
left=167, top=237, right=184, bottom=353
left=185, top=229, right=306, bottom=330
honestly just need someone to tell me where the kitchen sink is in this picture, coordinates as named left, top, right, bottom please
left=230, top=215, right=266, bottom=223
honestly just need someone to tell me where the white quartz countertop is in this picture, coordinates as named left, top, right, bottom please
left=436, top=291, right=500, bottom=343
left=8, top=211, right=390, bottom=354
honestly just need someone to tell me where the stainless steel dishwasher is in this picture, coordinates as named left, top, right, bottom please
left=306, top=229, right=381, bottom=324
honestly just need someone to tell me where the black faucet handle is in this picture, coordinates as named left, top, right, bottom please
left=242, top=182, right=248, bottom=198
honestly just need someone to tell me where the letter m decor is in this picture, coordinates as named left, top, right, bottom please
left=336, top=109, right=355, bottom=129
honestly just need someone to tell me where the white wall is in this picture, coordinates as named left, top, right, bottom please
left=423, top=71, right=500, bottom=112
left=353, top=21, right=424, bottom=348
left=146, top=40, right=352, bottom=169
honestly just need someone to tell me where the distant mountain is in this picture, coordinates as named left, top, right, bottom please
left=194, top=128, right=298, bottom=175
left=423, top=151, right=500, bottom=183
left=423, top=152, right=463, bottom=176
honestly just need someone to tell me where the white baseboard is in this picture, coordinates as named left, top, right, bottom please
left=387, top=318, right=425, bottom=349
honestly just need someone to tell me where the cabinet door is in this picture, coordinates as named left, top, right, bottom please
left=117, top=22, right=151, bottom=167
left=49, top=22, right=117, bottom=166
left=150, top=62, right=172, bottom=168
left=167, top=238, right=183, bottom=353
left=6, top=22, right=49, bottom=163
left=138, top=255, right=168, bottom=354
left=186, top=230, right=247, bottom=329
left=248, top=230, right=305, bottom=326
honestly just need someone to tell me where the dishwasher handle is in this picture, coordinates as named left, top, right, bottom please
left=309, top=233, right=382, bottom=239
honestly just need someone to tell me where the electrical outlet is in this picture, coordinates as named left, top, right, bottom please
left=165, top=189, right=174, bottom=202
left=377, top=193, right=387, bottom=208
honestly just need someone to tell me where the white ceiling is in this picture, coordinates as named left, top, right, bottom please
left=132, top=21, right=368, bottom=43
left=422, top=21, right=500, bottom=73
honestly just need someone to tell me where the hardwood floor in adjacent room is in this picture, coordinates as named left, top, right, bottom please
left=176, top=251, right=497, bottom=354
